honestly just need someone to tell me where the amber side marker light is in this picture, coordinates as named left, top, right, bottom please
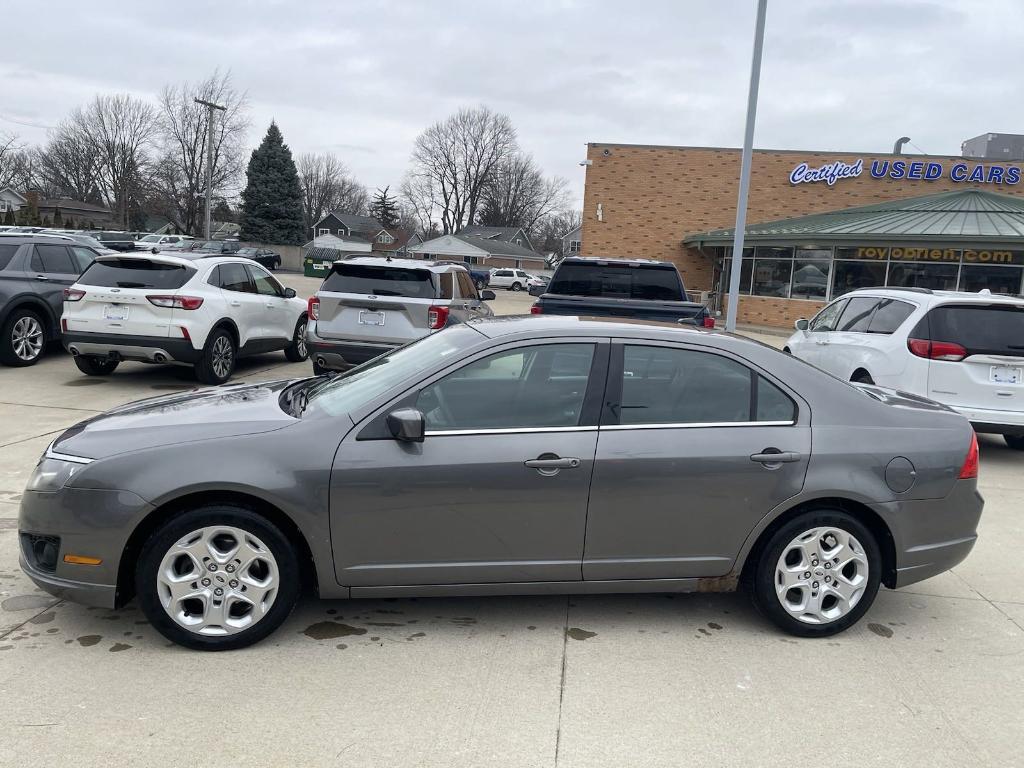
left=63, top=554, right=102, bottom=566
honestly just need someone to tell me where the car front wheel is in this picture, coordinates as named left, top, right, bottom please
left=750, top=510, right=881, bottom=637
left=510, top=282, right=522, bottom=292
left=136, top=505, right=300, bottom=650
left=195, top=328, right=236, bottom=385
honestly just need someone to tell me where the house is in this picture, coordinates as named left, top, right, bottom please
left=370, top=228, right=422, bottom=256
left=311, top=212, right=381, bottom=241
left=301, top=233, right=374, bottom=254
left=407, top=233, right=547, bottom=269
left=458, top=225, right=535, bottom=252
left=561, top=224, right=582, bottom=256
left=0, top=188, right=26, bottom=216
left=37, top=197, right=112, bottom=228
left=300, top=232, right=375, bottom=278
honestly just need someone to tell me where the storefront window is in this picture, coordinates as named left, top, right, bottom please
left=754, top=246, right=793, bottom=259
left=721, top=258, right=752, bottom=294
left=959, top=264, right=1023, bottom=295
left=887, top=262, right=958, bottom=291
left=831, top=260, right=886, bottom=297
left=752, top=259, right=792, bottom=298
left=791, top=259, right=830, bottom=299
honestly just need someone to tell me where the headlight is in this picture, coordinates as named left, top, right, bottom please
left=26, top=446, right=92, bottom=492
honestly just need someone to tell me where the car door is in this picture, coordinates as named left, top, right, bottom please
left=454, top=270, right=489, bottom=321
left=247, top=264, right=292, bottom=344
left=824, top=296, right=880, bottom=378
left=491, top=269, right=511, bottom=288
left=330, top=339, right=608, bottom=586
left=215, top=262, right=264, bottom=346
left=30, top=244, right=79, bottom=326
left=583, top=341, right=811, bottom=581
left=793, top=297, right=847, bottom=368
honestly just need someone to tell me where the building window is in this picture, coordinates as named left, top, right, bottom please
left=377, top=232, right=394, bottom=244
left=569, top=240, right=581, bottom=253
left=831, top=260, right=886, bottom=297
left=751, top=259, right=793, bottom=298
left=318, top=228, right=329, bottom=236
left=886, top=262, right=958, bottom=291
left=960, top=264, right=1024, bottom=294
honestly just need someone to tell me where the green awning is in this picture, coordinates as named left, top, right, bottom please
left=684, top=189, right=1024, bottom=248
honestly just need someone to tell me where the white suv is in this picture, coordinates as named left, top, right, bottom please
left=489, top=268, right=531, bottom=291
left=62, top=253, right=309, bottom=384
left=785, top=287, right=1024, bottom=449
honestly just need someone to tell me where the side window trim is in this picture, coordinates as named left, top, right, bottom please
left=601, top=340, right=799, bottom=429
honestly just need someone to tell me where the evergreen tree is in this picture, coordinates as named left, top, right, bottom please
left=53, top=206, right=64, bottom=228
left=368, top=185, right=400, bottom=229
left=2, top=209, right=14, bottom=226
left=240, top=122, right=305, bottom=245
left=42, top=216, right=52, bottom=228
left=66, top=218, right=76, bottom=230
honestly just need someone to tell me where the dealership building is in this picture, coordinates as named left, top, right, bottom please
left=580, top=143, right=1024, bottom=327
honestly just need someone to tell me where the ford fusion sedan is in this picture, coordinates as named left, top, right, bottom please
left=19, top=316, right=982, bottom=650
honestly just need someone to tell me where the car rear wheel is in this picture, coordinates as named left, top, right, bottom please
left=1004, top=435, right=1024, bottom=450
left=510, top=282, right=522, bottom=292
left=475, top=278, right=485, bottom=290
left=136, top=505, right=300, bottom=650
left=750, top=510, right=881, bottom=637
left=284, top=317, right=309, bottom=362
left=74, top=355, right=119, bottom=376
left=1, top=309, right=46, bottom=367
left=195, top=328, right=236, bottom=385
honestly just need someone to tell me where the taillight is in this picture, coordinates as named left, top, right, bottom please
left=308, top=296, right=319, bottom=321
left=702, top=316, right=715, bottom=329
left=61, top=318, right=68, bottom=333
left=63, top=288, right=85, bottom=302
left=907, top=338, right=966, bottom=362
left=959, top=432, right=979, bottom=479
left=427, top=305, right=450, bottom=330
left=146, top=295, right=204, bottom=310
left=530, top=304, right=543, bottom=315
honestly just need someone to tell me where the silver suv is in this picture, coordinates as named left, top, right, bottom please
left=306, top=257, right=495, bottom=373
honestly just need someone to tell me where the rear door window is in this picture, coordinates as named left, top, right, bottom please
left=455, top=271, right=478, bottom=299
left=0, top=243, right=20, bottom=270
left=437, top=272, right=454, bottom=300
left=78, top=258, right=194, bottom=289
left=322, top=264, right=437, bottom=299
left=70, top=247, right=96, bottom=273
left=31, top=245, right=75, bottom=274
left=920, top=304, right=1024, bottom=356
left=836, top=297, right=878, bottom=332
left=866, top=299, right=915, bottom=334
left=219, top=262, right=255, bottom=293
left=248, top=265, right=283, bottom=296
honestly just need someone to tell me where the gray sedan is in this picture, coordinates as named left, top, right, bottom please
left=18, top=316, right=983, bottom=650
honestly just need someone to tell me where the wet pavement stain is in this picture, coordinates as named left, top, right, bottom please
left=375, top=609, right=403, bottom=615
left=366, top=622, right=403, bottom=627
left=868, top=623, right=894, bottom=638
left=527, top=626, right=536, bottom=630
left=1, top=595, right=54, bottom=612
left=698, top=628, right=711, bottom=636
left=450, top=617, right=477, bottom=626
left=406, top=632, right=426, bottom=641
left=707, top=622, right=723, bottom=630
left=29, top=613, right=55, bottom=624
left=303, top=622, right=367, bottom=640
left=336, top=643, right=348, bottom=650
left=566, top=627, right=597, bottom=641
left=77, top=635, right=102, bottom=647
left=46, top=628, right=59, bottom=634
left=109, top=643, right=131, bottom=653
left=0, top=645, right=12, bottom=651
left=370, top=636, right=380, bottom=642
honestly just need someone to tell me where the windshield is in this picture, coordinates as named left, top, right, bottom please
left=321, top=263, right=437, bottom=298
left=139, top=235, right=161, bottom=243
left=78, top=258, right=194, bottom=289
left=548, top=262, right=684, bottom=301
left=303, top=325, right=481, bottom=417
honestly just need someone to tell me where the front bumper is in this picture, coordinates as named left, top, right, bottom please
left=64, top=331, right=202, bottom=365
left=18, top=486, right=154, bottom=608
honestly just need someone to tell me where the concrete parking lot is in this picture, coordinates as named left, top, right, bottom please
left=0, top=275, right=1021, bottom=767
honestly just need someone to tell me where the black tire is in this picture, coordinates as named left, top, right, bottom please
left=749, top=509, right=882, bottom=638
left=851, top=370, right=874, bottom=385
left=510, top=282, right=522, bottom=292
left=0, top=308, right=47, bottom=367
left=284, top=317, right=309, bottom=362
left=475, top=278, right=485, bottom=290
left=272, top=258, right=280, bottom=271
left=782, top=347, right=791, bottom=355
left=135, top=505, right=301, bottom=651
left=195, top=327, right=236, bottom=385
left=1004, top=434, right=1024, bottom=450
left=74, top=355, right=119, bottom=376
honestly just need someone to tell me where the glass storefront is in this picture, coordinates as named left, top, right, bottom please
left=716, top=244, right=1024, bottom=302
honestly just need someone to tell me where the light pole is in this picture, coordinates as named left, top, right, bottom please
left=194, top=98, right=226, bottom=240
left=724, top=0, right=768, bottom=333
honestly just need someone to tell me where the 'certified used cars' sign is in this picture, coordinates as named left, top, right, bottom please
left=789, top=158, right=1024, bottom=187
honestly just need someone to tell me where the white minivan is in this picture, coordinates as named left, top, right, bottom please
left=785, top=287, right=1024, bottom=449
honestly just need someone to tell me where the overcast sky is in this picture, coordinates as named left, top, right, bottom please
left=2, top=0, right=1019, bottom=207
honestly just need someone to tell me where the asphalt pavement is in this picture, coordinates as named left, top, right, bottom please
left=0, top=277, right=1021, bottom=767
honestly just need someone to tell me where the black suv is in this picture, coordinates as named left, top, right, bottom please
left=0, top=236, right=99, bottom=366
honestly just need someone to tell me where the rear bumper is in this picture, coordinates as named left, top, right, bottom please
left=949, top=405, right=1024, bottom=435
left=306, top=324, right=405, bottom=371
left=63, top=331, right=201, bottom=365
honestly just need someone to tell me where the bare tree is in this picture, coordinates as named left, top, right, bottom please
left=297, top=152, right=367, bottom=237
left=36, top=120, right=105, bottom=202
left=407, top=106, right=517, bottom=234
left=70, top=94, right=158, bottom=229
left=476, top=152, right=569, bottom=233
left=153, top=70, right=250, bottom=235
left=531, top=208, right=583, bottom=258
left=0, top=132, right=33, bottom=191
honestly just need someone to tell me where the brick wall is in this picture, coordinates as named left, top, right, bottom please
left=723, top=294, right=825, bottom=328
left=580, top=143, right=1024, bottom=325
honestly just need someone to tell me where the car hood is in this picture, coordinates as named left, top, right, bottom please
left=53, top=380, right=299, bottom=460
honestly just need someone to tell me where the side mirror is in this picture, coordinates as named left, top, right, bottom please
left=386, top=408, right=425, bottom=443
left=284, top=287, right=297, bottom=299
left=480, top=290, right=496, bottom=301
left=794, top=318, right=809, bottom=331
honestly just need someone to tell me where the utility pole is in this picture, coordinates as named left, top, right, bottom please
left=725, top=0, right=768, bottom=332
left=194, top=98, right=226, bottom=240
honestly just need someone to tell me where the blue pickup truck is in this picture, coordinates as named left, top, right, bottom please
left=434, top=261, right=491, bottom=290
left=529, top=257, right=711, bottom=326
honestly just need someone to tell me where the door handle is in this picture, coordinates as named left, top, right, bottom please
left=524, top=456, right=581, bottom=475
left=229, top=301, right=241, bottom=307
left=750, top=450, right=801, bottom=464
left=265, top=303, right=276, bottom=308
left=35, top=275, right=49, bottom=281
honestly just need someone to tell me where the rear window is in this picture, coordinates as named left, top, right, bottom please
left=0, top=243, right=19, bottom=270
left=78, top=258, right=194, bottom=289
left=548, top=262, right=684, bottom=301
left=919, top=304, right=1024, bottom=356
left=321, top=264, right=437, bottom=299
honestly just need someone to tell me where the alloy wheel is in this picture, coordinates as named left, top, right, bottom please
left=156, top=526, right=279, bottom=636
left=296, top=322, right=307, bottom=358
left=774, top=526, right=869, bottom=625
left=211, top=335, right=233, bottom=379
left=12, top=316, right=43, bottom=361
